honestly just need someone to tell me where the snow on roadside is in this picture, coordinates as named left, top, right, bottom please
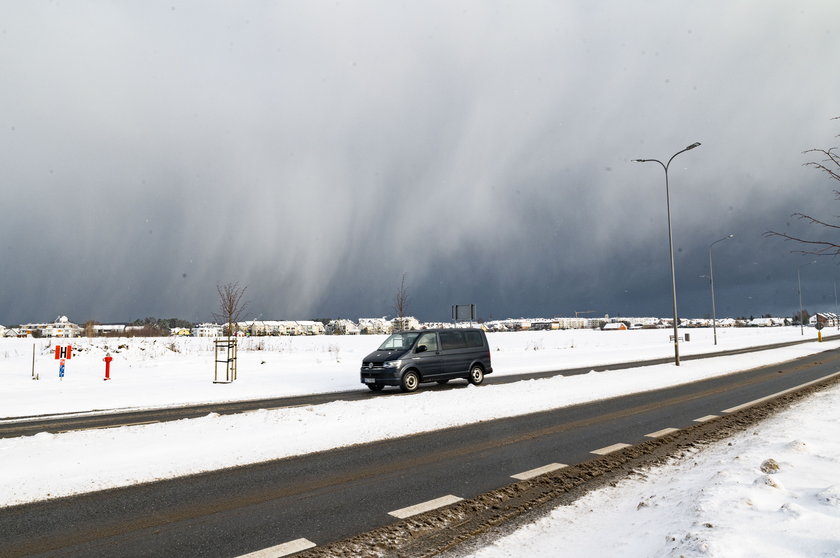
left=1, top=338, right=837, bottom=508
left=467, top=382, right=840, bottom=558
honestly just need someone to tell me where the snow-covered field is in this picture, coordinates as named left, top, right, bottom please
left=1, top=327, right=838, bottom=556
left=0, top=326, right=827, bottom=417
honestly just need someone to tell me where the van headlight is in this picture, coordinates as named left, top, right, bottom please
left=383, top=360, right=401, bottom=369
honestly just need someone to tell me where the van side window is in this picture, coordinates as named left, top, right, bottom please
left=439, top=331, right=466, bottom=350
left=464, top=331, right=483, bottom=348
left=416, top=332, right=438, bottom=352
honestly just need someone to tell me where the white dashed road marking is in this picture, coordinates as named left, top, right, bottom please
left=694, top=415, right=719, bottom=423
left=645, top=427, right=680, bottom=438
left=511, top=463, right=568, bottom=480
left=591, top=443, right=631, bottom=455
left=236, top=538, right=316, bottom=558
left=388, top=495, right=464, bottom=519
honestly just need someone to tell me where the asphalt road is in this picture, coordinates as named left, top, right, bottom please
left=2, top=344, right=839, bottom=557
left=1, top=333, right=834, bottom=439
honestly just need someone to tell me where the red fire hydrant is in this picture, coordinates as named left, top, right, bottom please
left=103, top=352, right=113, bottom=381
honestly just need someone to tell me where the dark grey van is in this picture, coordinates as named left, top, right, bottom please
left=360, top=328, right=493, bottom=392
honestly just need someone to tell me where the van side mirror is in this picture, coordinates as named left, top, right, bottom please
left=416, top=344, right=427, bottom=353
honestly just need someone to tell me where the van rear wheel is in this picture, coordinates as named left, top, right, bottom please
left=401, top=371, right=420, bottom=392
left=468, top=365, right=484, bottom=385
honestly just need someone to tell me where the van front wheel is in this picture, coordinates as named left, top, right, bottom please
left=401, top=371, right=420, bottom=393
left=468, top=365, right=484, bottom=386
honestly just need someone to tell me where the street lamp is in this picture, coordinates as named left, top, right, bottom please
left=797, top=260, right=816, bottom=335
left=835, top=279, right=839, bottom=330
left=633, top=141, right=701, bottom=366
left=708, top=234, right=734, bottom=346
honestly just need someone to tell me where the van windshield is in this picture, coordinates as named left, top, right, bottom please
left=377, top=332, right=421, bottom=351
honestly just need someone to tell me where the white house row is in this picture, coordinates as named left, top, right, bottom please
left=4, top=313, right=836, bottom=339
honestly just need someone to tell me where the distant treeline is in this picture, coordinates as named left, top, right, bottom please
left=129, top=317, right=195, bottom=330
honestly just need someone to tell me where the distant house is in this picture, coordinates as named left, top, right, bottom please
left=513, top=319, right=531, bottom=331
left=239, top=320, right=326, bottom=336
left=242, top=321, right=293, bottom=336
left=92, top=324, right=127, bottom=336
left=193, top=323, right=223, bottom=337
left=622, top=317, right=660, bottom=327
left=296, top=321, right=326, bottom=335
left=391, top=316, right=421, bottom=331
left=4, top=327, right=22, bottom=338
left=530, top=319, right=554, bottom=331
left=358, top=318, right=393, bottom=335
left=551, top=317, right=588, bottom=330
left=326, top=319, right=361, bottom=335
left=749, top=317, right=786, bottom=327
left=608, top=317, right=660, bottom=329
left=602, top=322, right=627, bottom=331
left=501, top=319, right=534, bottom=331
left=18, top=316, right=82, bottom=338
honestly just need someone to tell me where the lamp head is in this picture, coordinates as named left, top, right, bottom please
left=686, top=142, right=701, bottom=150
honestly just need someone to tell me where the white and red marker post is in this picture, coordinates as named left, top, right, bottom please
left=54, top=345, right=72, bottom=380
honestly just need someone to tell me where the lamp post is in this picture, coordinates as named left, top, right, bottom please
left=708, top=234, right=734, bottom=345
left=797, top=260, right=816, bottom=335
left=633, top=141, right=701, bottom=366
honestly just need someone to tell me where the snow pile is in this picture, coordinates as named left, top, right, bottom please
left=468, top=384, right=840, bottom=558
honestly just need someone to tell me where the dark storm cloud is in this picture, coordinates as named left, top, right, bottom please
left=1, top=1, right=840, bottom=325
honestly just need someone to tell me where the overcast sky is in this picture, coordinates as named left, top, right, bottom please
left=2, top=1, right=840, bottom=325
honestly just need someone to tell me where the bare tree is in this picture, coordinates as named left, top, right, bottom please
left=214, top=282, right=248, bottom=339
left=766, top=117, right=840, bottom=254
left=393, top=273, right=409, bottom=330
left=83, top=320, right=98, bottom=337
